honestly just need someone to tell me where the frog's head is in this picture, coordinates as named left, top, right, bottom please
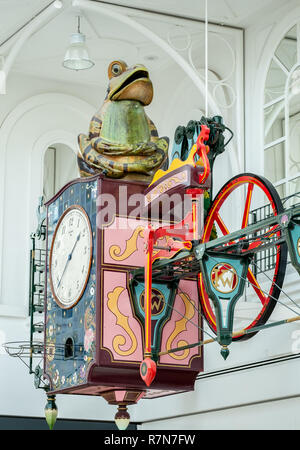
left=106, top=60, right=153, bottom=106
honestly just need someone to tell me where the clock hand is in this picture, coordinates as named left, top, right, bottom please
left=57, top=233, right=81, bottom=289
left=69, top=232, right=81, bottom=259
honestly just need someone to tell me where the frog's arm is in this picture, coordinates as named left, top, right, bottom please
left=80, top=114, right=163, bottom=155
left=80, top=145, right=168, bottom=179
left=77, top=112, right=169, bottom=177
left=88, top=111, right=102, bottom=139
left=147, top=116, right=159, bottom=142
left=78, top=133, right=169, bottom=178
left=79, top=133, right=134, bottom=156
left=147, top=115, right=169, bottom=169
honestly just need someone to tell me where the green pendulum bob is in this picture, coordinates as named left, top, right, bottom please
left=199, top=251, right=250, bottom=359
left=45, top=394, right=58, bottom=430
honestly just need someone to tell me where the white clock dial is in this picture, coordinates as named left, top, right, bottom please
left=49, top=205, right=93, bottom=309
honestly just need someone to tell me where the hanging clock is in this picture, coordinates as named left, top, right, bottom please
left=43, top=174, right=203, bottom=429
left=49, top=205, right=93, bottom=309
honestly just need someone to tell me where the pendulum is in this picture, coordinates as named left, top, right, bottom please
left=220, top=345, right=230, bottom=360
left=45, top=394, right=58, bottom=430
left=114, top=404, right=130, bottom=431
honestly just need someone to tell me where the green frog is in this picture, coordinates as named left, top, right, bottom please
left=77, top=60, right=169, bottom=180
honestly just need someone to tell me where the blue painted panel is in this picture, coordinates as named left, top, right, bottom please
left=45, top=179, right=97, bottom=391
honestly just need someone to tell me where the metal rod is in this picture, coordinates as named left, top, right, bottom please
left=205, top=0, right=208, bottom=117
left=158, top=314, right=300, bottom=357
left=133, top=204, right=295, bottom=281
left=29, top=236, right=35, bottom=374
left=144, top=233, right=153, bottom=358
left=251, top=258, right=300, bottom=314
left=153, top=245, right=172, bottom=251
left=208, top=252, right=300, bottom=317
left=159, top=336, right=216, bottom=356
left=196, top=204, right=300, bottom=254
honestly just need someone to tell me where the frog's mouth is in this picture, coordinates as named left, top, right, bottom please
left=109, top=68, right=153, bottom=105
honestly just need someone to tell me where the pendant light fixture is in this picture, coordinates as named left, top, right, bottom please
left=63, top=15, right=94, bottom=71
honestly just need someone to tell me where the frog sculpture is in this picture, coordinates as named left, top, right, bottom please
left=77, top=60, right=169, bottom=181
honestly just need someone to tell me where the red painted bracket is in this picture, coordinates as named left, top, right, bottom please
left=140, top=357, right=157, bottom=387
left=196, top=125, right=210, bottom=185
left=139, top=125, right=211, bottom=386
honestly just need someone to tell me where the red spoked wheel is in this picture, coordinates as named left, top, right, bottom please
left=198, top=173, right=287, bottom=340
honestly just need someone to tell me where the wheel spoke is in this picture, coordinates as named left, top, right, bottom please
left=247, top=224, right=280, bottom=251
left=242, top=183, right=254, bottom=229
left=215, top=213, right=230, bottom=235
left=199, top=173, right=287, bottom=341
left=247, top=268, right=267, bottom=305
left=265, top=224, right=280, bottom=238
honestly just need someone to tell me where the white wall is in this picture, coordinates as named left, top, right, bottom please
left=140, top=394, right=300, bottom=430
left=43, top=143, right=79, bottom=201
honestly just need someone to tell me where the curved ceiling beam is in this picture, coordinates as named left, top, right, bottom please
left=0, top=0, right=65, bottom=95
left=72, top=0, right=220, bottom=115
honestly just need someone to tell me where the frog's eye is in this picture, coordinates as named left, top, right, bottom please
left=108, top=60, right=127, bottom=79
left=112, top=63, right=122, bottom=76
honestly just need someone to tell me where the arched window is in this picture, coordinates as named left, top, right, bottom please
left=43, top=143, right=78, bottom=202
left=264, top=24, right=300, bottom=204
left=64, top=337, right=75, bottom=359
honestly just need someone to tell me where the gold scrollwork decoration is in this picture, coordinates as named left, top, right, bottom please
left=46, top=342, right=56, bottom=362
left=107, top=286, right=137, bottom=356
left=109, top=226, right=144, bottom=261
left=165, top=292, right=195, bottom=360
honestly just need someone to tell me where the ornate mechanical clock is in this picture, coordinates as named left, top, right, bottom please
left=7, top=59, right=297, bottom=431
left=43, top=174, right=204, bottom=428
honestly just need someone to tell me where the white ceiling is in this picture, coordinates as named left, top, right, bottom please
left=0, top=0, right=292, bottom=88
left=0, top=0, right=51, bottom=46
left=92, top=0, right=286, bottom=28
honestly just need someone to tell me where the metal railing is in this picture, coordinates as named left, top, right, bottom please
left=248, top=191, right=300, bottom=274
left=29, top=224, right=46, bottom=375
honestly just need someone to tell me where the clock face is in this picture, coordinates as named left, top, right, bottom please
left=49, top=205, right=93, bottom=309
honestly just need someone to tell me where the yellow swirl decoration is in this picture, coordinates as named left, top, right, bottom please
left=107, top=286, right=138, bottom=356
left=109, top=226, right=144, bottom=261
left=149, top=143, right=204, bottom=186
left=165, top=292, right=195, bottom=360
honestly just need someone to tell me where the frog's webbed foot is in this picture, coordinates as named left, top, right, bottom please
left=140, top=136, right=169, bottom=165
left=154, top=137, right=169, bottom=169
left=126, top=137, right=169, bottom=158
left=79, top=133, right=129, bottom=155
left=77, top=134, right=127, bottom=178
left=77, top=153, right=98, bottom=178
left=154, top=136, right=169, bottom=156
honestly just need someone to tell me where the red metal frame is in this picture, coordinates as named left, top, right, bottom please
left=140, top=125, right=211, bottom=386
left=198, top=173, right=286, bottom=340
